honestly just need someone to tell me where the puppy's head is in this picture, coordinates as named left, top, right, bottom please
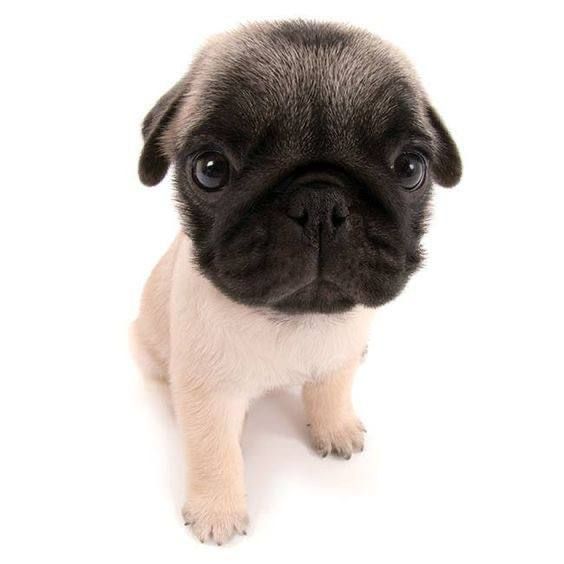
left=139, top=21, right=462, bottom=314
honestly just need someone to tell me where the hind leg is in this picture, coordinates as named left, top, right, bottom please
left=129, top=320, right=168, bottom=381
left=130, top=234, right=181, bottom=381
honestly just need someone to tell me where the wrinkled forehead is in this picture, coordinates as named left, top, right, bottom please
left=171, top=28, right=430, bottom=159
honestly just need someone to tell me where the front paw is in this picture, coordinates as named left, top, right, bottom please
left=308, top=415, right=366, bottom=459
left=182, top=496, right=249, bottom=545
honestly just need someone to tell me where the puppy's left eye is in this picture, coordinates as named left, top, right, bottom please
left=191, top=151, right=230, bottom=191
left=392, top=152, right=427, bottom=191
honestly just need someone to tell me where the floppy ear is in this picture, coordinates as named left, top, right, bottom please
left=426, top=104, right=462, bottom=187
left=138, top=80, right=186, bottom=186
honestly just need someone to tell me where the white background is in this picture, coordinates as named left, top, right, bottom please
left=1, top=1, right=563, bottom=562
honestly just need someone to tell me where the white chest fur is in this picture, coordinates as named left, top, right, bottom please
left=168, top=235, right=374, bottom=398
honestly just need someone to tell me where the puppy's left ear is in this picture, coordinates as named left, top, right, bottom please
left=138, top=80, right=186, bottom=187
left=426, top=104, right=462, bottom=187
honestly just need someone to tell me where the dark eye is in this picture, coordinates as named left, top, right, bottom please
left=392, top=152, right=427, bottom=191
left=191, top=151, right=230, bottom=191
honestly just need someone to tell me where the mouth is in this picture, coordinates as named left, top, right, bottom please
left=272, top=277, right=355, bottom=314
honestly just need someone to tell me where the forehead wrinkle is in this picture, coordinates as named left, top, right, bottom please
left=167, top=21, right=427, bottom=159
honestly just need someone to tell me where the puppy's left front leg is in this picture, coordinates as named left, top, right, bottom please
left=171, top=380, right=249, bottom=545
left=303, top=359, right=366, bottom=459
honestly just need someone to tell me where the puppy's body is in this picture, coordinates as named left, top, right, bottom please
left=133, top=20, right=461, bottom=544
left=133, top=232, right=372, bottom=542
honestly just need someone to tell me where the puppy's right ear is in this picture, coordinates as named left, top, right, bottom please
left=138, top=80, right=186, bottom=186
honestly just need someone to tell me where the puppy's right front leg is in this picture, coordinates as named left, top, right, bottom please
left=170, top=380, right=249, bottom=545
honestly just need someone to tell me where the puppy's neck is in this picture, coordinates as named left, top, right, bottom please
left=166, top=231, right=374, bottom=391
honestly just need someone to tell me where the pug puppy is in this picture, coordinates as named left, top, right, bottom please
left=132, top=20, right=461, bottom=544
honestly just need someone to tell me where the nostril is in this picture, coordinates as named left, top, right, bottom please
left=288, top=208, right=309, bottom=227
left=331, top=205, right=349, bottom=228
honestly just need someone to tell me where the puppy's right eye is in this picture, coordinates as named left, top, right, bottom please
left=191, top=151, right=230, bottom=191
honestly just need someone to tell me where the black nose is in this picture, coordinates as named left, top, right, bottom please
left=286, top=186, right=350, bottom=241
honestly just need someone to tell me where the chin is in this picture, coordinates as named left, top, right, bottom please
left=272, top=279, right=357, bottom=314
left=213, top=269, right=410, bottom=315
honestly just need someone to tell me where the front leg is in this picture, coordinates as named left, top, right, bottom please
left=303, top=358, right=365, bottom=459
left=171, top=380, right=249, bottom=544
